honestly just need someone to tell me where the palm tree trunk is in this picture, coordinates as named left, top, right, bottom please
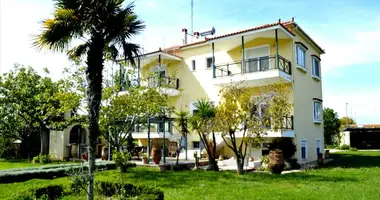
left=86, top=35, right=105, bottom=200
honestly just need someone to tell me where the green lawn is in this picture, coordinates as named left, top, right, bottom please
left=1, top=151, right=380, bottom=200
left=0, top=159, right=69, bottom=170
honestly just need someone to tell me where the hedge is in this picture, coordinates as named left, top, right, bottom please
left=12, top=185, right=63, bottom=200
left=95, top=181, right=164, bottom=200
left=0, top=162, right=116, bottom=183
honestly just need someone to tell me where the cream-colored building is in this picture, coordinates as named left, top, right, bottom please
left=130, top=19, right=324, bottom=164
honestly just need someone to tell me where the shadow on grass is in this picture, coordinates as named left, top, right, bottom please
left=323, top=152, right=380, bottom=169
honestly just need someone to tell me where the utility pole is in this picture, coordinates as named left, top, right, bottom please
left=191, top=0, right=194, bottom=42
left=346, top=103, right=348, bottom=127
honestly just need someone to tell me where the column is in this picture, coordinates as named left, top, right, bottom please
left=212, top=42, right=215, bottom=78
left=275, top=29, right=279, bottom=69
left=241, top=36, right=245, bottom=73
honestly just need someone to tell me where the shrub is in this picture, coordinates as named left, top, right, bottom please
left=349, top=147, right=358, bottom=151
left=13, top=185, right=63, bottom=200
left=326, top=144, right=338, bottom=149
left=338, top=144, right=350, bottom=150
left=0, top=161, right=116, bottom=183
left=67, top=165, right=90, bottom=195
left=95, top=181, right=164, bottom=200
left=285, top=158, right=301, bottom=170
left=32, top=154, right=52, bottom=164
left=268, top=138, right=296, bottom=160
left=261, top=155, right=269, bottom=164
left=113, top=151, right=135, bottom=172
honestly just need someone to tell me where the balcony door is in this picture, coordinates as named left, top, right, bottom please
left=245, top=45, right=270, bottom=73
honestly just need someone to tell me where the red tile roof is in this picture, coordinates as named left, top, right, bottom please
left=141, top=19, right=323, bottom=57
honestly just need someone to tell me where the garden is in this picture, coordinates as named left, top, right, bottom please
left=0, top=151, right=379, bottom=199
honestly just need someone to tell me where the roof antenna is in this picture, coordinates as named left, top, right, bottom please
left=191, top=0, right=194, bottom=42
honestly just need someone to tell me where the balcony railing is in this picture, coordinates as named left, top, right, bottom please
left=282, top=115, right=294, bottom=130
left=215, top=55, right=291, bottom=78
left=147, top=76, right=179, bottom=90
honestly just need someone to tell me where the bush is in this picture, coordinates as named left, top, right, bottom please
left=326, top=144, right=338, bottom=149
left=12, top=185, right=63, bottom=200
left=113, top=151, right=135, bottom=172
left=349, top=147, right=358, bottom=151
left=285, top=158, right=301, bottom=170
left=261, top=155, right=269, bottom=164
left=338, top=144, right=350, bottom=150
left=32, top=154, right=52, bottom=164
left=95, top=181, right=164, bottom=200
left=268, top=138, right=296, bottom=160
left=0, top=161, right=116, bottom=183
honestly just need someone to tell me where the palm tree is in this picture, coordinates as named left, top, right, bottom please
left=190, top=99, right=219, bottom=171
left=34, top=1, right=144, bottom=199
left=174, top=110, right=190, bottom=163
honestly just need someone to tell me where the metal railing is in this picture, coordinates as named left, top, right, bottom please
left=147, top=76, right=179, bottom=89
left=282, top=115, right=294, bottom=130
left=215, top=55, right=291, bottom=78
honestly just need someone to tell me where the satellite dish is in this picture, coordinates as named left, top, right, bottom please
left=199, top=27, right=216, bottom=37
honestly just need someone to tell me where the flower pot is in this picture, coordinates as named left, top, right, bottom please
left=142, top=157, right=148, bottom=164
left=268, top=150, right=285, bottom=174
left=151, top=146, right=162, bottom=164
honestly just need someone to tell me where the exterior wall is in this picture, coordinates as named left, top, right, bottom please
left=291, top=29, right=324, bottom=163
left=49, top=124, right=74, bottom=160
left=340, top=131, right=351, bottom=146
left=137, top=28, right=323, bottom=163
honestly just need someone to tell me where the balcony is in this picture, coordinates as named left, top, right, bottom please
left=147, top=76, right=180, bottom=96
left=212, top=55, right=292, bottom=86
left=233, top=115, right=295, bottom=138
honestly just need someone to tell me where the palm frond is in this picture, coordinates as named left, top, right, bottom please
left=193, top=99, right=215, bottom=118
left=67, top=43, right=89, bottom=60
left=105, top=45, right=119, bottom=61
left=120, top=41, right=141, bottom=66
left=33, top=8, right=83, bottom=52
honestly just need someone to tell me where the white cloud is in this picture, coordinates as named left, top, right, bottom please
left=146, top=0, right=157, bottom=8
left=306, top=25, right=380, bottom=73
left=324, top=90, right=380, bottom=124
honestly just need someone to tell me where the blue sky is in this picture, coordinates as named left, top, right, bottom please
left=1, top=0, right=380, bottom=124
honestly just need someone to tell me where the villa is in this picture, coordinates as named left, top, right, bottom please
left=127, top=18, right=325, bottom=165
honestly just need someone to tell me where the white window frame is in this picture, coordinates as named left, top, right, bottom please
left=296, top=44, right=307, bottom=72
left=313, top=100, right=322, bottom=123
left=316, top=139, right=321, bottom=155
left=311, top=57, right=321, bottom=80
left=300, top=139, right=307, bottom=161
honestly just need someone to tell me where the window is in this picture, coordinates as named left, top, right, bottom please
left=158, top=122, right=165, bottom=132
left=301, top=140, right=307, bottom=160
left=312, top=57, right=320, bottom=79
left=316, top=139, right=321, bottom=155
left=313, top=100, right=322, bottom=123
left=206, top=57, right=213, bottom=68
left=192, top=60, right=196, bottom=71
left=296, top=45, right=307, bottom=70
left=192, top=141, right=200, bottom=149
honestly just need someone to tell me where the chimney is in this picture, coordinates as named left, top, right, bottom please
left=193, top=32, right=200, bottom=39
left=278, top=18, right=281, bottom=24
left=292, top=17, right=294, bottom=22
left=182, top=28, right=188, bottom=44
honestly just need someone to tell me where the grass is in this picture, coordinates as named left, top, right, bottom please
left=1, top=151, right=380, bottom=200
left=0, top=159, right=69, bottom=170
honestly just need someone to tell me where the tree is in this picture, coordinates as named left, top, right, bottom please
left=189, top=99, right=219, bottom=171
left=34, top=1, right=144, bottom=198
left=215, top=83, right=291, bottom=175
left=340, top=117, right=356, bottom=127
left=174, top=110, right=190, bottom=162
left=100, top=84, right=172, bottom=153
left=0, top=65, right=81, bottom=156
left=323, top=108, right=341, bottom=145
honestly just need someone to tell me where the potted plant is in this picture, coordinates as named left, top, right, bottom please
left=317, top=153, right=324, bottom=165
left=112, top=151, right=132, bottom=173
left=151, top=146, right=162, bottom=164
left=141, top=153, right=148, bottom=164
left=268, top=149, right=285, bottom=174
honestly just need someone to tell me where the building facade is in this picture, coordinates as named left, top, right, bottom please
left=131, top=19, right=325, bottom=164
